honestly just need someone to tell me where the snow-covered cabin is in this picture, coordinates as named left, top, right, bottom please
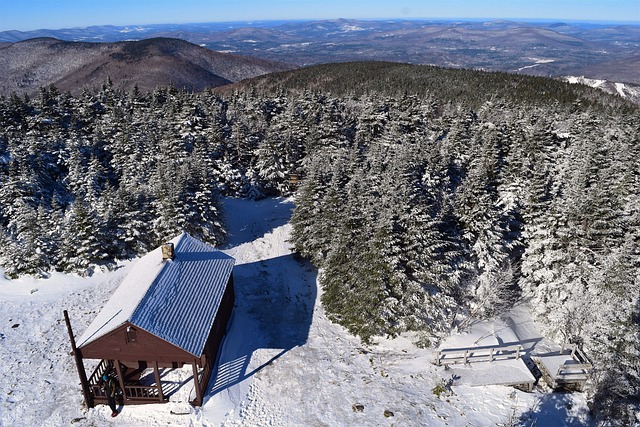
left=71, top=233, right=235, bottom=407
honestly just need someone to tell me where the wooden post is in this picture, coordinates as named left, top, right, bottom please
left=114, top=360, right=126, bottom=401
left=489, top=348, right=494, bottom=362
left=192, top=361, right=202, bottom=406
left=64, top=310, right=94, bottom=408
left=153, top=361, right=164, bottom=402
left=516, top=345, right=521, bottom=360
left=463, top=350, right=468, bottom=364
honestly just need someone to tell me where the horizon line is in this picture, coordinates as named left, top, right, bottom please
left=2, top=16, right=639, bottom=33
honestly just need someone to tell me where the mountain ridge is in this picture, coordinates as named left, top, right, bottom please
left=0, top=37, right=297, bottom=96
left=216, top=61, right=639, bottom=110
left=1, top=19, right=636, bottom=85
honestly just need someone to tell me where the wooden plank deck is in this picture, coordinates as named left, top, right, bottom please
left=532, top=344, right=592, bottom=391
left=434, top=344, right=535, bottom=391
left=447, top=358, right=536, bottom=391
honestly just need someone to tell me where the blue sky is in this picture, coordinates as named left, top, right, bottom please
left=1, top=0, right=638, bottom=31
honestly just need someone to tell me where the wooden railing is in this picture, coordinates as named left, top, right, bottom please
left=88, top=359, right=112, bottom=386
left=90, top=383, right=160, bottom=402
left=88, top=359, right=162, bottom=403
left=560, top=343, right=591, bottom=363
left=434, top=344, right=522, bottom=366
left=123, top=385, right=160, bottom=401
left=556, top=363, right=592, bottom=377
left=556, top=343, right=592, bottom=378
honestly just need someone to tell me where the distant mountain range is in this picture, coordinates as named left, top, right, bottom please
left=1, top=19, right=638, bottom=86
left=0, top=37, right=297, bottom=96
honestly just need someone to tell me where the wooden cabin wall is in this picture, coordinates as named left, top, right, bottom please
left=79, top=323, right=193, bottom=365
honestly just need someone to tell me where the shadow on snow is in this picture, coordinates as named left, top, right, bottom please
left=221, top=197, right=295, bottom=248
left=521, top=391, right=591, bottom=426
left=205, top=252, right=317, bottom=399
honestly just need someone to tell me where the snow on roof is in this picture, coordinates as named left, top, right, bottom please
left=77, top=233, right=235, bottom=357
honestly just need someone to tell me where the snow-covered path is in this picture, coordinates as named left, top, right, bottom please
left=202, top=197, right=318, bottom=425
left=0, top=197, right=594, bottom=426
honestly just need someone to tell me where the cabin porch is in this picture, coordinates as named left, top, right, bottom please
left=86, top=357, right=211, bottom=406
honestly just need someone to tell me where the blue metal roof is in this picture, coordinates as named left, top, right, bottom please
left=129, top=233, right=235, bottom=357
left=78, top=233, right=234, bottom=357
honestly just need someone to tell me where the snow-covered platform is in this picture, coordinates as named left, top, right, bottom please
left=447, top=358, right=536, bottom=391
left=434, top=344, right=536, bottom=391
left=532, top=344, right=592, bottom=391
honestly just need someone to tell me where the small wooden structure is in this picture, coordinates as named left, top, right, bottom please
left=532, top=343, right=592, bottom=391
left=67, top=233, right=235, bottom=407
left=288, top=173, right=302, bottom=189
left=434, top=344, right=535, bottom=391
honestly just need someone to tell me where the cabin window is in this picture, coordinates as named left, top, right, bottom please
left=126, top=326, right=137, bottom=343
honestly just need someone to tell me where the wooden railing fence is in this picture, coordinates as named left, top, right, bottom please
left=88, top=359, right=163, bottom=403
left=434, top=344, right=523, bottom=366
left=555, top=344, right=592, bottom=378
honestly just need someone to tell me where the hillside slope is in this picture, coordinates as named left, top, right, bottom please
left=217, top=61, right=637, bottom=109
left=0, top=37, right=297, bottom=96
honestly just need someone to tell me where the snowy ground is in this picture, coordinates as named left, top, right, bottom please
left=0, top=197, right=595, bottom=426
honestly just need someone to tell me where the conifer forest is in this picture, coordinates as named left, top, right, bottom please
left=0, top=64, right=638, bottom=424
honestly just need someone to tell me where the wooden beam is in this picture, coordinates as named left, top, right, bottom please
left=557, top=363, right=593, bottom=374
left=192, top=361, right=202, bottom=406
left=64, top=310, right=94, bottom=408
left=114, top=360, right=126, bottom=402
left=154, top=361, right=164, bottom=402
